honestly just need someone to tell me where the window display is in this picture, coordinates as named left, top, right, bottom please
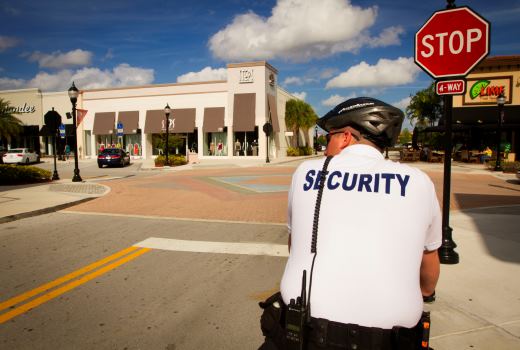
left=204, top=128, right=227, bottom=156
left=233, top=127, right=258, bottom=156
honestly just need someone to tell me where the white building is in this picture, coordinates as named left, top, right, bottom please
left=1, top=61, right=312, bottom=161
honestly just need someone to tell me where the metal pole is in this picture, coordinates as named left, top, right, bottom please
left=71, top=101, right=82, bottom=182
left=439, top=95, right=459, bottom=264
left=494, top=104, right=503, bottom=171
left=266, top=134, right=270, bottom=163
left=52, top=132, right=59, bottom=180
left=165, top=113, right=169, bottom=166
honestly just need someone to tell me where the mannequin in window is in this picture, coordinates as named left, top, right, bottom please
left=235, top=139, right=241, bottom=156
left=217, top=140, right=223, bottom=156
left=210, top=142, right=215, bottom=155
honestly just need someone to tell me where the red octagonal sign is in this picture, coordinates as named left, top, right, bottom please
left=415, top=7, right=490, bottom=79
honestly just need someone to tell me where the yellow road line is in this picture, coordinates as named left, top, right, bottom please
left=0, top=246, right=139, bottom=313
left=0, top=247, right=150, bottom=324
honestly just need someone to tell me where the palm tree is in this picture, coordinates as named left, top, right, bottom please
left=406, top=83, right=441, bottom=127
left=0, top=98, right=23, bottom=144
left=285, top=99, right=318, bottom=148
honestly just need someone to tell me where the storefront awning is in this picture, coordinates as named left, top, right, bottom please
left=144, top=110, right=164, bottom=134
left=171, top=108, right=196, bottom=133
left=144, top=108, right=196, bottom=134
left=233, top=93, right=256, bottom=132
left=267, top=94, right=280, bottom=132
left=93, top=112, right=116, bottom=135
left=453, top=106, right=520, bottom=125
left=203, top=107, right=225, bottom=132
left=117, top=111, right=139, bottom=134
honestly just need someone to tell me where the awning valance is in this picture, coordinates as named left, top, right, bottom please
left=144, top=108, right=196, bottom=134
left=233, top=93, right=256, bottom=132
left=267, top=94, right=280, bottom=132
left=117, top=111, right=139, bottom=134
left=93, top=112, right=115, bottom=135
left=171, top=108, right=196, bottom=133
left=203, top=107, right=225, bottom=132
left=144, top=110, right=164, bottom=134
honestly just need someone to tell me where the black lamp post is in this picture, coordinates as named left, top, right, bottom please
left=494, top=93, right=506, bottom=171
left=68, top=82, right=82, bottom=182
left=164, top=104, right=171, bottom=166
left=314, top=125, right=318, bottom=155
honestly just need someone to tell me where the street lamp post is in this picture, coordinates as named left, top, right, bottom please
left=164, top=104, right=171, bottom=166
left=494, top=93, right=506, bottom=171
left=68, top=82, right=82, bottom=182
left=315, top=125, right=318, bottom=155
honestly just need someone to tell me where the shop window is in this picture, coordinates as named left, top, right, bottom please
left=204, top=127, right=227, bottom=156
left=233, top=127, right=259, bottom=156
left=96, top=134, right=116, bottom=154
left=152, top=133, right=188, bottom=156
left=122, top=130, right=142, bottom=156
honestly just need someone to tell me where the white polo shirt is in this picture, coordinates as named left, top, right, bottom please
left=280, top=144, right=442, bottom=329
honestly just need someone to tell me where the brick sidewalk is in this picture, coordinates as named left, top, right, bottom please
left=67, top=165, right=520, bottom=223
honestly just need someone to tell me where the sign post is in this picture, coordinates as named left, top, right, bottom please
left=414, top=1, right=490, bottom=264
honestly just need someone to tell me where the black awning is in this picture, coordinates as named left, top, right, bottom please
left=452, top=105, right=520, bottom=125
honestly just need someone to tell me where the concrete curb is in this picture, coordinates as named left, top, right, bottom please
left=0, top=197, right=96, bottom=224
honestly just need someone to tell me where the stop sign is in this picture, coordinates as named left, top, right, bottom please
left=415, top=7, right=490, bottom=79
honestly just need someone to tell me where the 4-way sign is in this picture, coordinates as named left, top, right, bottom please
left=415, top=7, right=490, bottom=79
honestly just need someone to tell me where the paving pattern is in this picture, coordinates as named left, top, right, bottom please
left=66, top=164, right=520, bottom=223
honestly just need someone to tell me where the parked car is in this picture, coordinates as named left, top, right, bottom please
left=97, top=148, right=131, bottom=168
left=2, top=148, right=39, bottom=164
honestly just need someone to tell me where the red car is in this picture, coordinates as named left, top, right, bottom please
left=97, top=148, right=130, bottom=168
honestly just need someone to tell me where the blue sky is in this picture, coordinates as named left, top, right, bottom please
left=1, top=0, right=519, bottom=130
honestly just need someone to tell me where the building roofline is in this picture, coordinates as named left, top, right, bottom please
left=227, top=61, right=278, bottom=74
left=0, top=88, right=41, bottom=94
left=81, top=80, right=228, bottom=93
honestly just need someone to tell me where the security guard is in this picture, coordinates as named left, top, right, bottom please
left=266, top=97, right=441, bottom=349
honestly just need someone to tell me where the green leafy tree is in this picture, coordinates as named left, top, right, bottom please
left=285, top=99, right=318, bottom=147
left=398, top=128, right=412, bottom=145
left=0, top=98, right=23, bottom=142
left=406, top=83, right=442, bottom=127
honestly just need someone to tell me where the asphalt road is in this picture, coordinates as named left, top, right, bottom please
left=31, top=158, right=152, bottom=181
left=0, top=211, right=287, bottom=349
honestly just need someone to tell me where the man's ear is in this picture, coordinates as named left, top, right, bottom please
left=340, top=130, right=354, bottom=149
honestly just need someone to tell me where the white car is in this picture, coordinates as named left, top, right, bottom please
left=2, top=148, right=39, bottom=165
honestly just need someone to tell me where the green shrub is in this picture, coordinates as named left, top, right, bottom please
left=0, top=164, right=51, bottom=185
left=287, top=146, right=314, bottom=156
left=299, top=146, right=314, bottom=156
left=286, top=147, right=300, bottom=156
left=154, top=155, right=187, bottom=166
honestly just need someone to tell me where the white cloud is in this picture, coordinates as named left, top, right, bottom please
left=393, top=96, right=411, bottom=110
left=319, top=68, right=338, bottom=79
left=1, top=63, right=155, bottom=92
left=368, top=26, right=404, bottom=47
left=326, top=57, right=420, bottom=88
left=28, top=49, right=93, bottom=68
left=0, top=77, right=25, bottom=90
left=283, top=76, right=303, bottom=86
left=176, top=66, right=227, bottom=83
left=208, top=0, right=402, bottom=61
left=0, top=35, right=19, bottom=51
left=292, top=91, right=307, bottom=100
left=321, top=93, right=356, bottom=107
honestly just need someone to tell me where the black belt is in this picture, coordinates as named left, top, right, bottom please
left=308, top=317, right=421, bottom=350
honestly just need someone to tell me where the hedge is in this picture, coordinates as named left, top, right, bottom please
left=154, top=155, right=187, bottom=167
left=0, top=164, right=51, bottom=185
left=485, top=160, right=520, bottom=173
left=286, top=146, right=314, bottom=157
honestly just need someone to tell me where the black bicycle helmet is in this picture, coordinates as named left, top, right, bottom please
left=317, top=97, right=404, bottom=148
